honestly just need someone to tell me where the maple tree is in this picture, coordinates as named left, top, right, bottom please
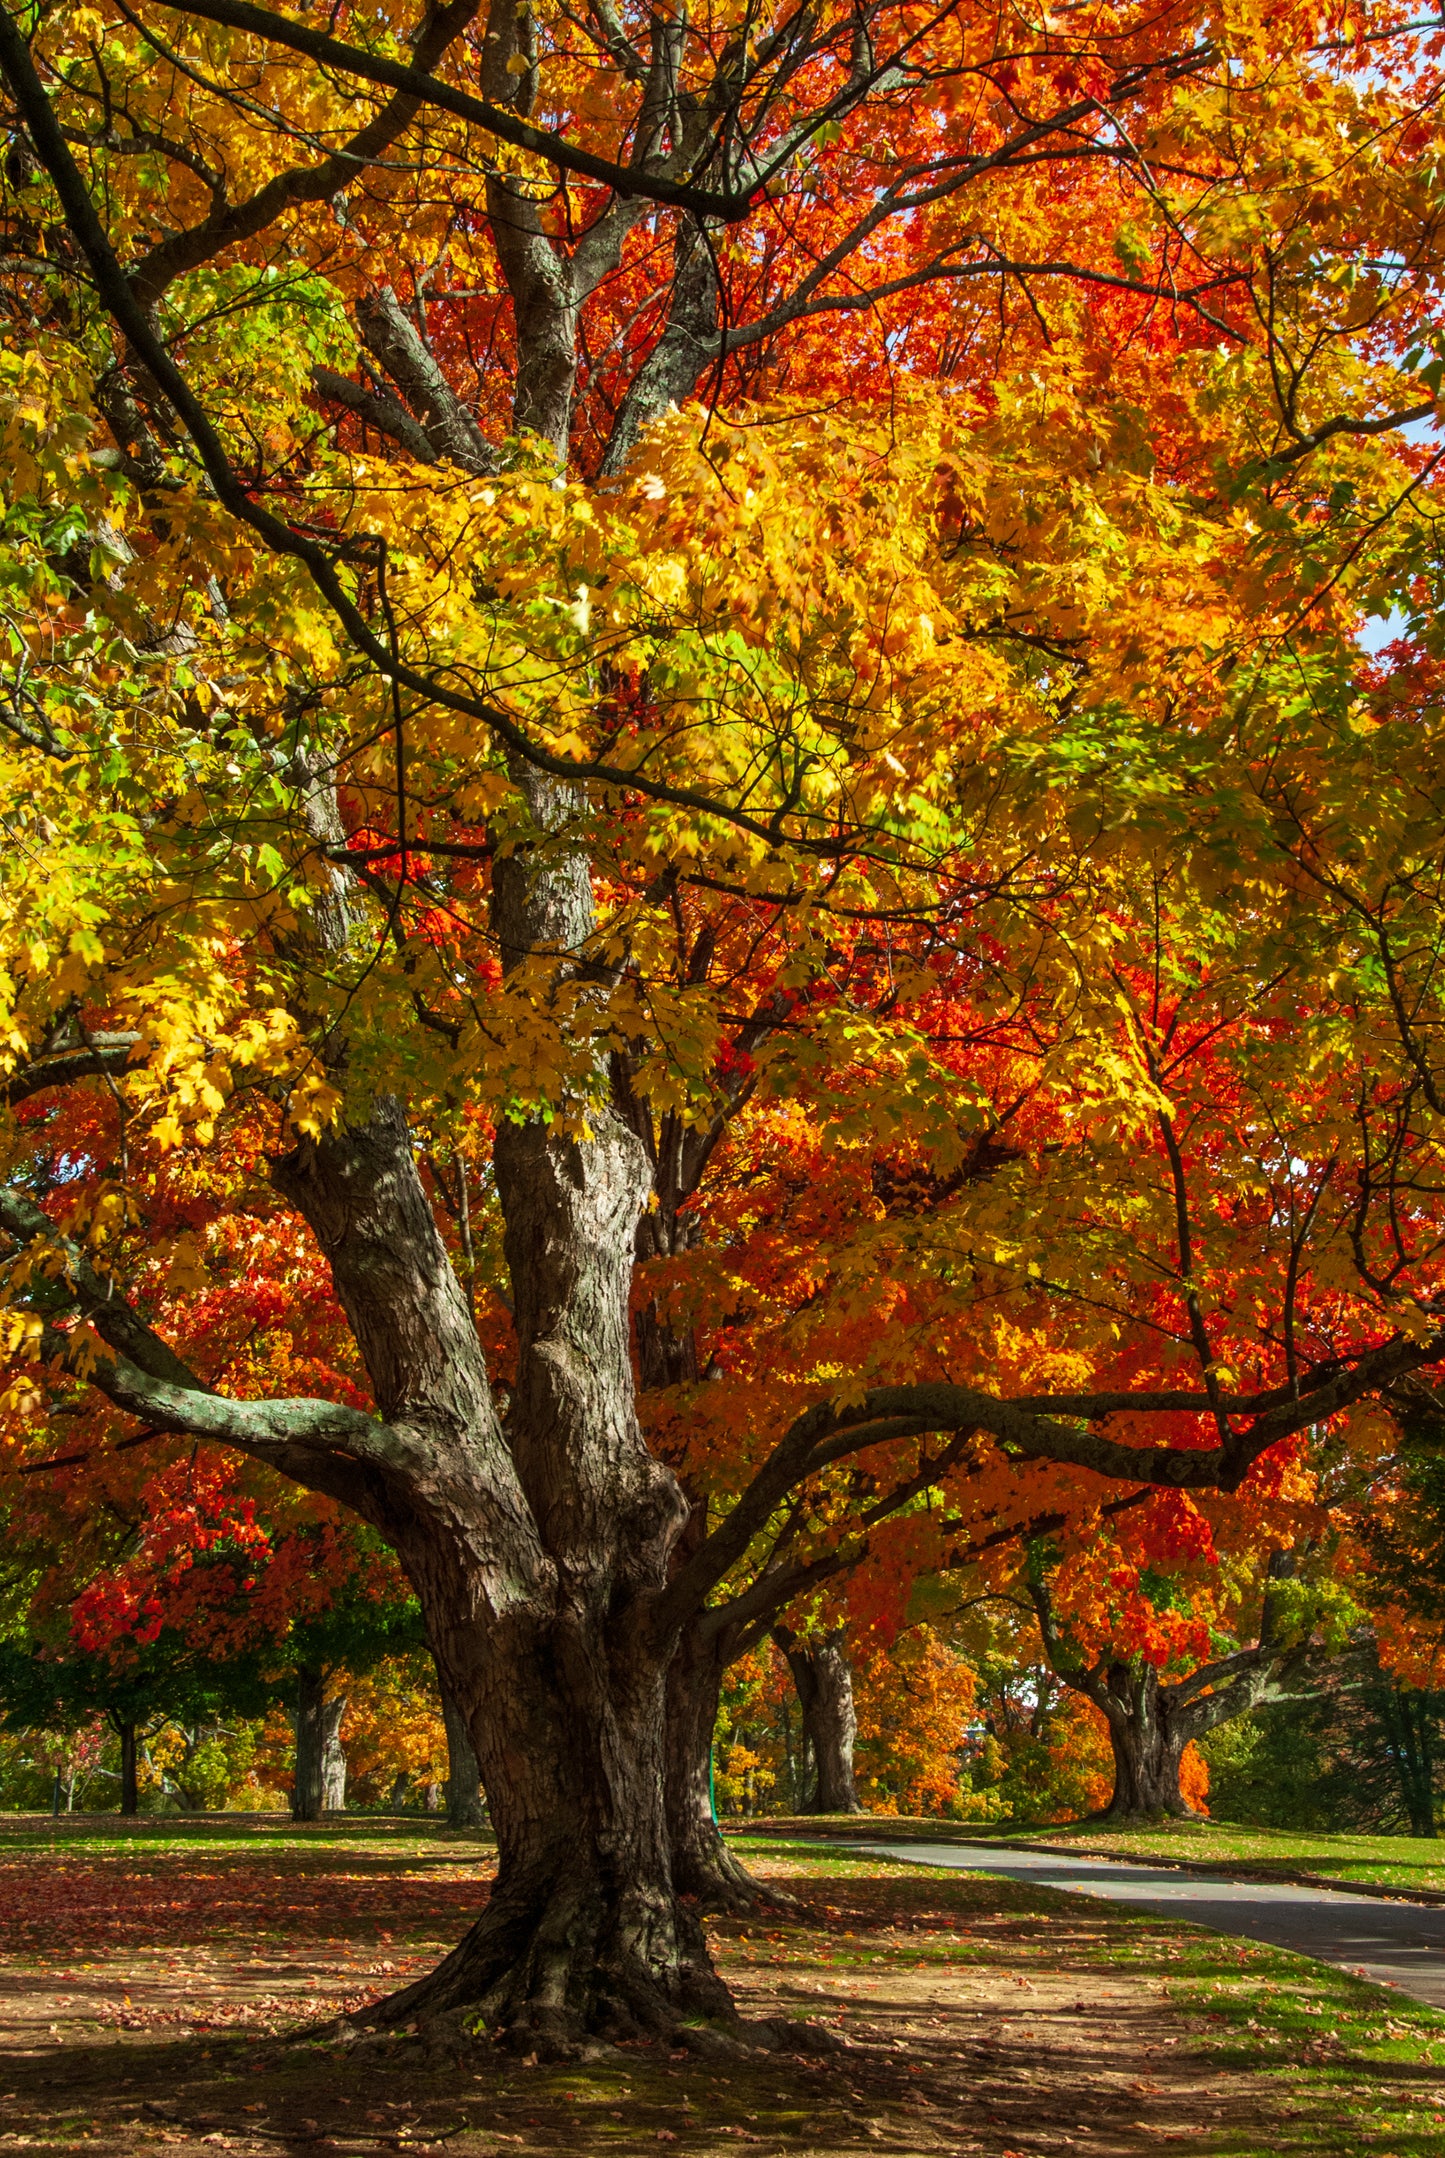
left=0, top=1362, right=423, bottom=1813
left=1027, top=1536, right=1349, bottom=1821
left=1, top=0, right=1445, bottom=2055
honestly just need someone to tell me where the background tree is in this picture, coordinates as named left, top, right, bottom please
left=770, top=1624, right=862, bottom=1817
left=1027, top=1530, right=1354, bottom=1821
left=1203, top=1649, right=1445, bottom=1840
left=0, top=1630, right=268, bottom=1813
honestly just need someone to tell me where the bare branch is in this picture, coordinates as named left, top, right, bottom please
left=149, top=0, right=752, bottom=218
left=354, top=287, right=498, bottom=473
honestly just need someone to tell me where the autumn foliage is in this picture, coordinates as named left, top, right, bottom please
left=2, top=0, right=1445, bottom=2045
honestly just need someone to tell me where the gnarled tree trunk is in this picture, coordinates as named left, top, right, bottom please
left=270, top=1040, right=731, bottom=2048
left=774, top=1626, right=863, bottom=1815
left=1095, top=1664, right=1199, bottom=1820
left=1030, top=1571, right=1323, bottom=1825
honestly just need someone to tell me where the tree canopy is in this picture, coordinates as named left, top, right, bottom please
left=2, top=0, right=1445, bottom=2049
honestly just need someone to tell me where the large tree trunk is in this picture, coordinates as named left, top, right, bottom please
left=399, top=1603, right=730, bottom=2052
left=272, top=1056, right=733, bottom=2049
left=1097, top=1665, right=1200, bottom=1821
left=379, top=1102, right=726, bottom=2049
left=441, top=1685, right=487, bottom=1829
left=775, top=1626, right=863, bottom=1815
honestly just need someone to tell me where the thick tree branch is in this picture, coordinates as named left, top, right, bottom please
left=3, top=1037, right=140, bottom=1106
left=0, top=1185, right=400, bottom=1518
left=311, top=367, right=440, bottom=465
left=83, top=1348, right=386, bottom=1458
left=128, top=0, right=485, bottom=299
left=0, top=1184, right=209, bottom=1393
left=659, top=1339, right=1445, bottom=1632
left=353, top=288, right=497, bottom=472
left=150, top=0, right=752, bottom=217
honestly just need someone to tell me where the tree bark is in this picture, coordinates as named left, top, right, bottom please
left=321, top=1694, right=348, bottom=1812
left=1030, top=1571, right=1326, bottom=1825
left=1095, top=1664, right=1199, bottom=1820
left=118, top=1720, right=139, bottom=1818
left=386, top=1585, right=729, bottom=2050
left=774, top=1627, right=863, bottom=1815
left=442, top=1685, right=487, bottom=1828
left=293, top=1665, right=328, bottom=1823
left=664, top=1618, right=770, bottom=1910
left=269, top=1025, right=730, bottom=2047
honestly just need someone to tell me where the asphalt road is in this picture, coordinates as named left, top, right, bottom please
left=861, top=1840, right=1445, bottom=2007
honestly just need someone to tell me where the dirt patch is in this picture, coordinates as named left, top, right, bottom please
left=0, top=1837, right=1384, bottom=2154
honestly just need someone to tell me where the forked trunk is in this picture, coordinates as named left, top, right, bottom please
left=275, top=1086, right=738, bottom=2051
left=1098, top=1665, right=1200, bottom=1821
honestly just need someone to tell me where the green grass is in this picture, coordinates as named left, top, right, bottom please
left=1133, top=1917, right=1445, bottom=2153
left=0, top=1808, right=497, bottom=1856
left=750, top=1810, right=1445, bottom=1895
left=1002, top=1816, right=1445, bottom=1895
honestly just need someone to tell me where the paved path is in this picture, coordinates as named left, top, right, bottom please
left=861, top=1840, right=1445, bottom=2008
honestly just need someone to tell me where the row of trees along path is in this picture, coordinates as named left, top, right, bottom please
left=2, top=0, right=1445, bottom=2058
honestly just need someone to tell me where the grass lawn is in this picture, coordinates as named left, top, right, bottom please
left=1023, top=1819, right=1445, bottom=1896
left=0, top=1813, right=1441, bottom=2155
left=762, top=1815, right=1445, bottom=1897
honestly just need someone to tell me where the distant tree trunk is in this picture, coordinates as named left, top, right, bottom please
left=774, top=1626, right=863, bottom=1814
left=321, top=1695, right=348, bottom=1811
left=293, top=1665, right=327, bottom=1822
left=118, top=1720, right=138, bottom=1817
left=390, top=1768, right=412, bottom=1809
left=1378, top=1685, right=1438, bottom=1837
left=441, top=1688, right=487, bottom=1828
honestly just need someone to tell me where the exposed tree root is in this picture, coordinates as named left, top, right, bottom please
left=672, top=1817, right=805, bottom=1918
left=357, top=1865, right=737, bottom=2060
